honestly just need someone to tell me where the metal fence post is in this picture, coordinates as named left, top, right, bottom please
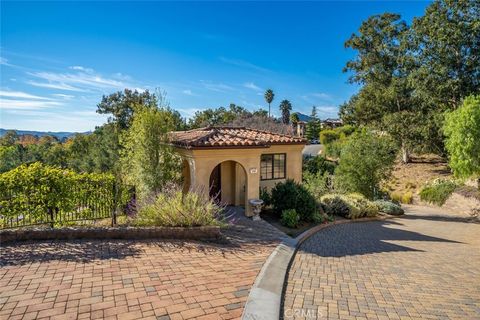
left=112, top=182, right=117, bottom=227
left=48, top=207, right=54, bottom=228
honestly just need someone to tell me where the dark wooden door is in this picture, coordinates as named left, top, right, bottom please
left=209, top=164, right=221, bottom=201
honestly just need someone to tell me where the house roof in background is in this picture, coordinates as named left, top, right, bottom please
left=169, top=126, right=306, bottom=149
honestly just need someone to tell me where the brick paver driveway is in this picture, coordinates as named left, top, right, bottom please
left=0, top=210, right=285, bottom=320
left=283, top=206, right=480, bottom=319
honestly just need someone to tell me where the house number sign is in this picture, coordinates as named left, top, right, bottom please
left=249, top=168, right=258, bottom=174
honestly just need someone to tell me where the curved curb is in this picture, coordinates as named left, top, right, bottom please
left=241, top=214, right=395, bottom=320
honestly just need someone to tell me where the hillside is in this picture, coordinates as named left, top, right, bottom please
left=386, top=154, right=453, bottom=203
left=0, top=128, right=88, bottom=140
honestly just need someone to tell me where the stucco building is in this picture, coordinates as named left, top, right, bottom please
left=169, top=126, right=307, bottom=216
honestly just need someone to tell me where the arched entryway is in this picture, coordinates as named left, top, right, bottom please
left=209, top=160, right=248, bottom=208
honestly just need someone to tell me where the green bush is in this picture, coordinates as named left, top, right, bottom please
left=271, top=179, right=317, bottom=221
left=444, top=95, right=480, bottom=178
left=303, top=171, right=331, bottom=199
left=320, top=130, right=341, bottom=145
left=135, top=185, right=221, bottom=227
left=303, top=155, right=336, bottom=175
left=374, top=200, right=404, bottom=215
left=0, top=162, right=117, bottom=228
left=321, top=194, right=350, bottom=217
left=419, top=179, right=457, bottom=206
left=281, top=209, right=300, bottom=228
left=320, top=193, right=379, bottom=219
left=259, top=187, right=272, bottom=206
left=334, top=130, right=397, bottom=199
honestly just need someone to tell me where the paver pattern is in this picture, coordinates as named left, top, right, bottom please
left=283, top=207, right=480, bottom=319
left=0, top=210, right=285, bottom=320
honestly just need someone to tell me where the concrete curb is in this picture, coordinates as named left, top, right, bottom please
left=241, top=214, right=395, bottom=320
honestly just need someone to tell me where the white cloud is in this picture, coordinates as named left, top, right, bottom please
left=182, top=89, right=195, bottom=96
left=29, top=71, right=126, bottom=88
left=316, top=105, right=339, bottom=117
left=0, top=90, right=52, bottom=100
left=311, top=92, right=332, bottom=100
left=51, top=93, right=74, bottom=100
left=301, top=92, right=334, bottom=104
left=27, top=80, right=86, bottom=92
left=25, top=67, right=137, bottom=93
left=0, top=57, right=13, bottom=66
left=243, top=82, right=262, bottom=91
left=219, top=57, right=269, bottom=73
left=200, top=80, right=233, bottom=92
left=0, top=98, right=63, bottom=110
left=69, top=65, right=94, bottom=73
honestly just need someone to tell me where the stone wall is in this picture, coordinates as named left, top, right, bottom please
left=0, top=226, right=221, bottom=244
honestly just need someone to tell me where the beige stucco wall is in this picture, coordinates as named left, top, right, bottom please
left=175, top=144, right=304, bottom=216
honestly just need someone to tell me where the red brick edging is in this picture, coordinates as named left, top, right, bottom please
left=0, top=225, right=222, bottom=244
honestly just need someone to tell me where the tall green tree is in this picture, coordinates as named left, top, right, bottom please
left=96, top=89, right=158, bottom=130
left=188, top=103, right=249, bottom=128
left=409, top=0, right=480, bottom=110
left=264, top=89, right=275, bottom=118
left=344, top=13, right=420, bottom=162
left=121, top=107, right=181, bottom=197
left=305, top=106, right=321, bottom=141
left=335, top=130, right=398, bottom=199
left=443, top=95, right=480, bottom=179
left=279, top=100, right=292, bottom=124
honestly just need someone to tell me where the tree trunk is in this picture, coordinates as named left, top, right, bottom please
left=401, top=142, right=410, bottom=164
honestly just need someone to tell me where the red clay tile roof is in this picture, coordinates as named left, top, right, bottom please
left=169, top=126, right=306, bottom=149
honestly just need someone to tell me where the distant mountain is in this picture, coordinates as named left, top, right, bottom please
left=0, top=128, right=89, bottom=140
left=294, top=113, right=314, bottom=122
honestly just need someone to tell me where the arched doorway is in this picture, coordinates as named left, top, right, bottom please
left=209, top=160, right=247, bottom=207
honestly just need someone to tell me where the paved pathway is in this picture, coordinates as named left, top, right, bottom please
left=283, top=207, right=480, bottom=320
left=0, top=208, right=285, bottom=320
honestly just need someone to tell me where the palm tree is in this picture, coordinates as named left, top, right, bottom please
left=279, top=100, right=292, bottom=124
left=264, top=89, right=274, bottom=118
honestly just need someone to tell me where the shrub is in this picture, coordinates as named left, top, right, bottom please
left=374, top=200, right=404, bottom=215
left=419, top=179, right=457, bottom=206
left=281, top=209, right=300, bottom=228
left=259, top=187, right=272, bottom=206
left=389, top=191, right=412, bottom=204
left=321, top=194, right=350, bottom=217
left=444, top=95, right=480, bottom=178
left=303, top=171, right=331, bottom=199
left=0, top=162, right=117, bottom=228
left=271, top=179, right=317, bottom=221
left=303, top=155, right=336, bottom=175
left=312, top=211, right=327, bottom=224
left=335, top=130, right=398, bottom=199
left=320, top=130, right=341, bottom=145
left=402, top=191, right=413, bottom=204
left=320, top=193, right=378, bottom=219
left=134, top=185, right=221, bottom=227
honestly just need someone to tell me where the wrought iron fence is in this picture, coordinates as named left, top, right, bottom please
left=0, top=181, right=135, bottom=229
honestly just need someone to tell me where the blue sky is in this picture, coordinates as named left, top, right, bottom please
left=1, top=1, right=430, bottom=132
